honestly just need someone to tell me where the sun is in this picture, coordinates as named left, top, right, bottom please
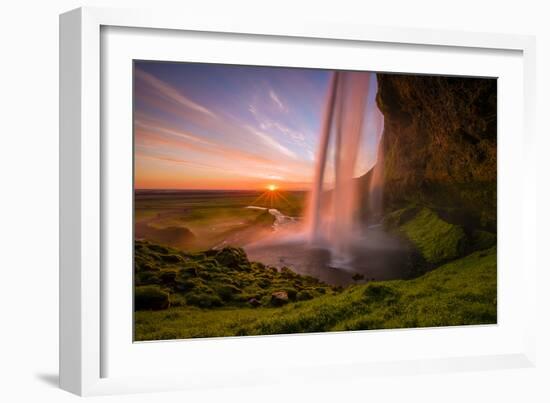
left=252, top=184, right=290, bottom=208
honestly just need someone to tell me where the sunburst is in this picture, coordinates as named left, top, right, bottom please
left=251, top=184, right=290, bottom=208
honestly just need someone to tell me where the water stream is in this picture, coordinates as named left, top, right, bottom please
left=307, top=71, right=381, bottom=267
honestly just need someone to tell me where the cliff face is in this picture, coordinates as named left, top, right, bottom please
left=375, top=74, right=497, bottom=230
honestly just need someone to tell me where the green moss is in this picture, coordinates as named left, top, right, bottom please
left=471, top=230, right=497, bottom=251
left=214, top=247, right=249, bottom=269
left=213, top=284, right=242, bottom=301
left=135, top=285, right=170, bottom=311
left=134, top=240, right=332, bottom=310
left=396, top=208, right=467, bottom=264
left=363, top=284, right=399, bottom=302
left=158, top=269, right=178, bottom=286
left=185, top=292, right=223, bottom=308
left=296, top=290, right=314, bottom=301
left=135, top=247, right=496, bottom=340
left=135, top=271, right=159, bottom=286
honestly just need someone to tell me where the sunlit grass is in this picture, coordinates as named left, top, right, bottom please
left=135, top=247, right=496, bottom=341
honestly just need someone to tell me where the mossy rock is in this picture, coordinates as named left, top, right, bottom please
left=283, top=288, right=298, bottom=300
left=134, top=258, right=158, bottom=272
left=175, top=277, right=203, bottom=293
left=471, top=230, right=496, bottom=251
left=316, top=287, right=327, bottom=294
left=135, top=271, right=160, bottom=286
left=214, top=247, right=249, bottom=269
left=396, top=208, right=467, bottom=264
left=147, top=244, right=171, bottom=254
left=189, top=252, right=208, bottom=261
left=296, top=290, right=314, bottom=301
left=160, top=254, right=184, bottom=264
left=271, top=291, right=289, bottom=306
left=158, top=269, right=178, bottom=286
left=134, top=240, right=334, bottom=310
left=180, top=264, right=200, bottom=277
left=252, top=262, right=266, bottom=271
left=257, top=278, right=272, bottom=289
left=214, top=284, right=242, bottom=301
left=185, top=292, right=223, bottom=308
left=135, top=285, right=170, bottom=310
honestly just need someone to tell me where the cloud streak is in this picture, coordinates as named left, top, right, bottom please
left=135, top=68, right=217, bottom=118
left=245, top=125, right=297, bottom=159
left=269, top=89, right=286, bottom=111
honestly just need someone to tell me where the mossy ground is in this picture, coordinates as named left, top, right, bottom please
left=134, top=240, right=336, bottom=311
left=135, top=246, right=496, bottom=340
left=384, top=206, right=496, bottom=266
left=385, top=207, right=467, bottom=265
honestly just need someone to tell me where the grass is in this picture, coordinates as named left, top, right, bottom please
left=134, top=193, right=497, bottom=342
left=135, top=245, right=496, bottom=341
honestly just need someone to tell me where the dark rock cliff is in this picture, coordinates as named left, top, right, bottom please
left=374, top=73, right=497, bottom=230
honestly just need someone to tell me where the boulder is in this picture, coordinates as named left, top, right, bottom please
left=271, top=291, right=289, bottom=306
left=214, top=247, right=249, bottom=269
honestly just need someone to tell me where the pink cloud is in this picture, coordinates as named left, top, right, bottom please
left=135, top=68, right=217, bottom=118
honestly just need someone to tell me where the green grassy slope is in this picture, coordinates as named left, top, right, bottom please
left=135, top=246, right=496, bottom=340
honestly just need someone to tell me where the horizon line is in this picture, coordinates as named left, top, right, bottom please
left=134, top=187, right=310, bottom=192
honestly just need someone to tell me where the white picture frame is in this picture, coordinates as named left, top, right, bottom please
left=59, top=6, right=537, bottom=396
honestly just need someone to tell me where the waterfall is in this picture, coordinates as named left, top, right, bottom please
left=307, top=70, right=381, bottom=267
left=308, top=73, right=339, bottom=242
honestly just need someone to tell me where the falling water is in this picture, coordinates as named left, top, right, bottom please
left=308, top=71, right=381, bottom=267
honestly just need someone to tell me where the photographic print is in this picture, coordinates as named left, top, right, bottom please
left=133, top=61, right=497, bottom=341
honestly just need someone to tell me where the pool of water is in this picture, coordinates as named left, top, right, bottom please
left=244, top=227, right=413, bottom=286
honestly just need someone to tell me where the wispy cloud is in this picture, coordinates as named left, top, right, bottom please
left=135, top=124, right=276, bottom=167
left=245, top=125, right=297, bottom=159
left=135, top=69, right=217, bottom=118
left=248, top=103, right=307, bottom=145
left=269, top=89, right=286, bottom=111
left=135, top=119, right=214, bottom=146
left=135, top=151, right=221, bottom=170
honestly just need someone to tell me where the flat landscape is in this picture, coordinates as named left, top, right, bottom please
left=135, top=189, right=306, bottom=251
